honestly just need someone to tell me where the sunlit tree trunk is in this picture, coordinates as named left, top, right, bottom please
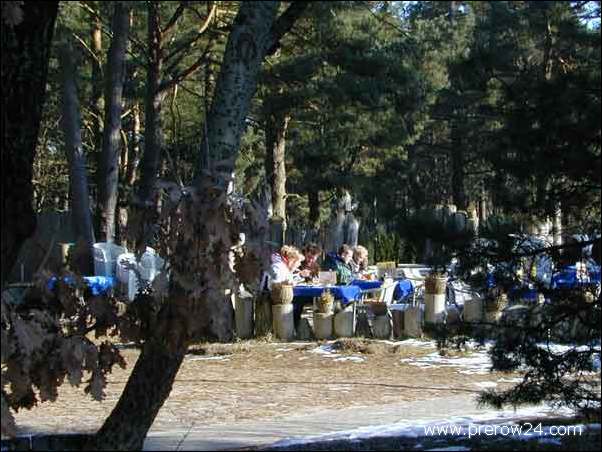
left=98, top=2, right=130, bottom=242
left=91, top=3, right=308, bottom=449
left=265, top=112, right=290, bottom=247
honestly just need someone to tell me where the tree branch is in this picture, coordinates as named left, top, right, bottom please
left=164, top=2, right=216, bottom=63
left=161, top=2, right=186, bottom=35
left=264, top=1, right=310, bottom=56
left=158, top=44, right=213, bottom=93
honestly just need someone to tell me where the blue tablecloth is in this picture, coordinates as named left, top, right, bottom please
left=47, top=276, right=116, bottom=296
left=293, top=285, right=362, bottom=305
left=350, top=280, right=382, bottom=291
left=351, top=278, right=414, bottom=301
left=552, top=265, right=601, bottom=289
left=509, top=287, right=539, bottom=301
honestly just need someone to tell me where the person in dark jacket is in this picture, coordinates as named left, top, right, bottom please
left=323, top=244, right=354, bottom=285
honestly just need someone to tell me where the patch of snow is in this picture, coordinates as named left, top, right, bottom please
left=536, top=437, right=562, bottom=446
left=270, top=404, right=582, bottom=449
left=186, top=355, right=230, bottom=362
left=497, top=377, right=523, bottom=384
left=424, top=447, right=471, bottom=451
left=276, top=348, right=293, bottom=352
left=309, top=344, right=338, bottom=356
left=401, top=350, right=492, bottom=375
left=396, top=339, right=437, bottom=348
left=274, top=354, right=283, bottom=359
left=474, top=381, right=497, bottom=389
left=334, top=356, right=365, bottom=363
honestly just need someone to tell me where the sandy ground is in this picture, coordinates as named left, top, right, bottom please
left=11, top=338, right=521, bottom=437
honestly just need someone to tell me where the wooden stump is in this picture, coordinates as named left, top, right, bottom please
left=391, top=309, right=405, bottom=339
left=272, top=304, right=294, bottom=341
left=403, top=305, right=423, bottom=337
left=463, top=298, right=483, bottom=323
left=254, top=292, right=272, bottom=337
left=425, top=275, right=446, bottom=323
left=296, top=317, right=314, bottom=341
left=313, top=312, right=333, bottom=340
left=235, top=296, right=254, bottom=339
left=334, top=306, right=355, bottom=337
left=372, top=314, right=392, bottom=339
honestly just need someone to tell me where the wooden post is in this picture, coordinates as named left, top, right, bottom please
left=313, top=312, right=333, bottom=339
left=272, top=304, right=294, bottom=341
left=235, top=296, right=254, bottom=339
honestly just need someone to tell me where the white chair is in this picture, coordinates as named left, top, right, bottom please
left=140, top=247, right=165, bottom=282
left=379, top=280, right=398, bottom=305
left=116, top=253, right=139, bottom=301
left=93, top=243, right=126, bottom=277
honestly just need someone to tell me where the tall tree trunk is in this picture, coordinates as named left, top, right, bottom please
left=98, top=2, right=130, bottom=242
left=264, top=112, right=290, bottom=247
left=450, top=119, right=467, bottom=210
left=90, top=3, right=103, bottom=220
left=93, top=3, right=308, bottom=449
left=308, top=190, right=320, bottom=233
left=136, top=2, right=164, bottom=208
left=1, top=1, right=59, bottom=288
left=126, top=102, right=141, bottom=185
left=59, top=42, right=96, bottom=274
left=89, top=334, right=187, bottom=450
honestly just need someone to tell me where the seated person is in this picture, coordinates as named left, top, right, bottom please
left=300, top=243, right=322, bottom=281
left=351, top=245, right=369, bottom=275
left=292, top=244, right=323, bottom=328
left=264, top=245, right=306, bottom=290
left=323, top=244, right=354, bottom=285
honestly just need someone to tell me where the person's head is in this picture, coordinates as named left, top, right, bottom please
left=280, top=245, right=304, bottom=271
left=338, top=244, right=353, bottom=264
left=353, top=245, right=369, bottom=265
left=303, top=243, right=322, bottom=265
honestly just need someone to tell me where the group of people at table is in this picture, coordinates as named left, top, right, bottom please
left=263, top=243, right=381, bottom=327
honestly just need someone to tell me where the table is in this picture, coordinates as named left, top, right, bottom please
left=552, top=265, right=601, bottom=289
left=351, top=278, right=414, bottom=302
left=293, top=284, right=362, bottom=305
left=350, top=279, right=382, bottom=291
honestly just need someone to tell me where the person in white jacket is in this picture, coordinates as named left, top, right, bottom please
left=263, top=245, right=308, bottom=290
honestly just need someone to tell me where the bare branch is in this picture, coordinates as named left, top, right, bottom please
left=164, top=2, right=217, bottom=63
left=158, top=42, right=213, bottom=93
left=161, top=2, right=186, bottom=35
left=265, top=1, right=310, bottom=56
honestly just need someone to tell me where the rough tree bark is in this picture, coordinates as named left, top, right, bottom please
left=91, top=3, right=309, bottom=450
left=1, top=1, right=59, bottom=288
left=308, top=190, right=321, bottom=239
left=264, top=111, right=290, bottom=247
left=59, top=42, right=96, bottom=274
left=136, top=1, right=165, bottom=209
left=90, top=2, right=104, bottom=167
left=450, top=131, right=467, bottom=211
left=98, top=2, right=130, bottom=243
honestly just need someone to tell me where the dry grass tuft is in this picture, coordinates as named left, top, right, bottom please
left=331, top=338, right=373, bottom=354
left=188, top=341, right=253, bottom=356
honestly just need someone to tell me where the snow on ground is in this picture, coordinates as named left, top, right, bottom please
left=334, top=356, right=365, bottom=363
left=309, top=344, right=338, bottom=356
left=400, top=350, right=492, bottom=375
left=396, top=339, right=437, bottom=348
left=497, top=377, right=523, bottom=384
left=269, top=404, right=582, bottom=448
left=186, top=355, right=231, bottom=361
